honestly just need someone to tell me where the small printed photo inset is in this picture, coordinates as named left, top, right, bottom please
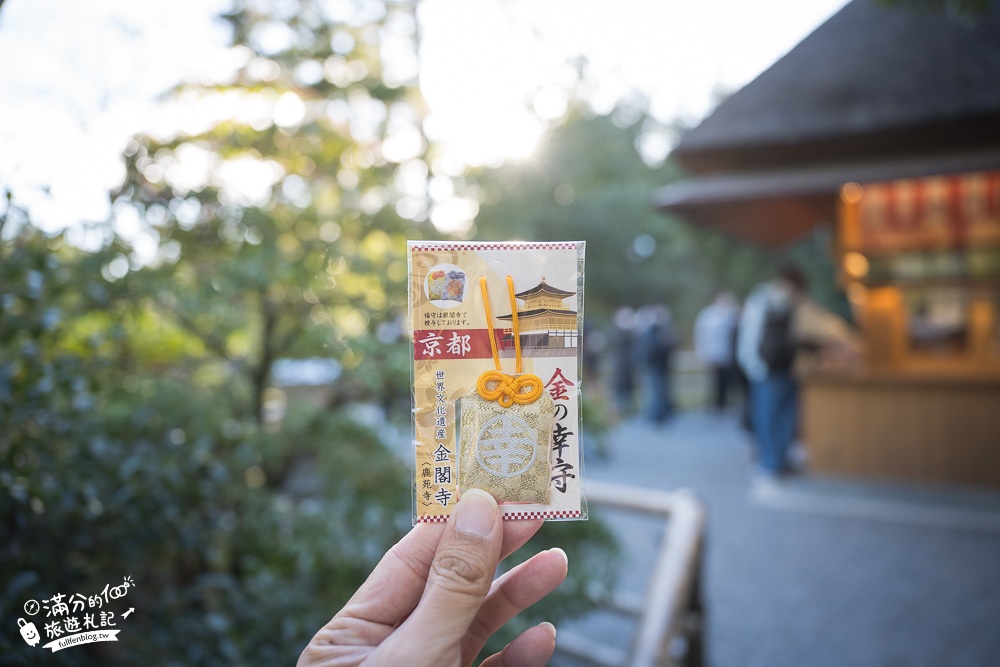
left=425, top=264, right=467, bottom=308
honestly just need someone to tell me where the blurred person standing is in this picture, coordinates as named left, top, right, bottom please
left=610, top=306, right=638, bottom=416
left=639, top=304, right=678, bottom=426
left=694, top=290, right=739, bottom=412
left=737, top=265, right=856, bottom=478
left=730, top=297, right=754, bottom=432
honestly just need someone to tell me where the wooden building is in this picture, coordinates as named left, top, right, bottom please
left=656, top=0, right=1000, bottom=488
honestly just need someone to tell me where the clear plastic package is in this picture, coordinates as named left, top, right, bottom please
left=408, top=241, right=587, bottom=523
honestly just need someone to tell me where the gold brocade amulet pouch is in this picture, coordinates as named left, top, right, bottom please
left=458, top=387, right=555, bottom=505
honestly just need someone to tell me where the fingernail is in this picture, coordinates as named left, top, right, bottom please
left=540, top=621, right=557, bottom=639
left=455, top=489, right=497, bottom=538
left=548, top=547, right=568, bottom=567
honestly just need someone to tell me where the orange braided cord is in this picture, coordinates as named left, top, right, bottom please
left=506, top=275, right=523, bottom=374
left=479, top=277, right=501, bottom=371
left=476, top=370, right=544, bottom=408
left=477, top=275, right=541, bottom=407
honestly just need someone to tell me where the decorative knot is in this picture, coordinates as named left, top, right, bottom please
left=476, top=370, right=543, bottom=408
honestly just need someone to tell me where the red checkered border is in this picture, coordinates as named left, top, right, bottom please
left=415, top=509, right=582, bottom=523
left=410, top=242, right=579, bottom=252
left=503, top=509, right=582, bottom=521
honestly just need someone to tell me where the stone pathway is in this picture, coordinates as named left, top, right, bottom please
left=552, top=410, right=1000, bottom=667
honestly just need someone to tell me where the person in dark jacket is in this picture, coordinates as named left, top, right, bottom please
left=639, top=304, right=678, bottom=426
left=610, top=306, right=638, bottom=416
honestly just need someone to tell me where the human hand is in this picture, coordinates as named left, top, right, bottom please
left=297, top=489, right=568, bottom=667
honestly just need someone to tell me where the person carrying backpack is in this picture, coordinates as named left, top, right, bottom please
left=736, top=264, right=856, bottom=480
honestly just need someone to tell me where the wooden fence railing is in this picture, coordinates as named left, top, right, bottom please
left=555, top=480, right=708, bottom=667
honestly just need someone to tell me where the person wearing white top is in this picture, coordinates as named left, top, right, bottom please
left=737, top=265, right=856, bottom=476
left=694, top=291, right=739, bottom=410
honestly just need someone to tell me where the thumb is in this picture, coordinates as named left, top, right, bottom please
left=388, top=489, right=502, bottom=658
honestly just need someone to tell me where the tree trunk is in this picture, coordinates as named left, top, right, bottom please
left=253, top=297, right=277, bottom=425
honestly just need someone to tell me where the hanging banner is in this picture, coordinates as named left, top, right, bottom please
left=847, top=170, right=1000, bottom=252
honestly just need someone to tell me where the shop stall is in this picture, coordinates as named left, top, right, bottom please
left=654, top=1, right=1000, bottom=487
left=802, top=171, right=1000, bottom=487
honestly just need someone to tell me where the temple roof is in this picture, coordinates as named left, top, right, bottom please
left=671, top=0, right=1000, bottom=173
left=514, top=278, right=576, bottom=299
left=656, top=0, right=1000, bottom=246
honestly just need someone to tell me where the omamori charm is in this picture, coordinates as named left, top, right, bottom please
left=408, top=240, right=587, bottom=523
left=459, top=276, right=553, bottom=503
left=458, top=389, right=555, bottom=504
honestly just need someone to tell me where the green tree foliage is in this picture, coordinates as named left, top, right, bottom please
left=0, top=210, right=410, bottom=665
left=112, top=0, right=424, bottom=424
left=471, top=108, right=686, bottom=316
left=1, top=1, right=618, bottom=664
left=470, top=106, right=851, bottom=343
left=471, top=107, right=749, bottom=335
